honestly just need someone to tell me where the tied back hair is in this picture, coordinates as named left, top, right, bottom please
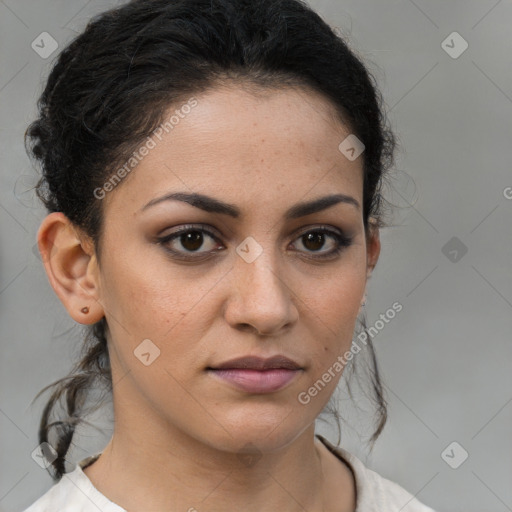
left=26, top=0, right=397, bottom=481
left=31, top=319, right=111, bottom=478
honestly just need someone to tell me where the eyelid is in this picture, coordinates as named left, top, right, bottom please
left=157, top=222, right=221, bottom=238
left=293, top=223, right=345, bottom=238
left=290, top=225, right=353, bottom=258
left=158, top=223, right=347, bottom=243
left=156, top=222, right=352, bottom=261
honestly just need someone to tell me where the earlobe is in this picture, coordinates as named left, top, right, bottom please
left=366, top=219, right=381, bottom=279
left=37, top=212, right=104, bottom=325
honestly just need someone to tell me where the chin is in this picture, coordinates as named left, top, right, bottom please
left=197, top=407, right=314, bottom=455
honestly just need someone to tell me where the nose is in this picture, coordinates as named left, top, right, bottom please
left=223, top=246, right=299, bottom=337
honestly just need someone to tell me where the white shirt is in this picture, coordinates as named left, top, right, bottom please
left=23, top=435, right=437, bottom=512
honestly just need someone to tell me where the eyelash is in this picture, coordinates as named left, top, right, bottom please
left=156, top=223, right=353, bottom=262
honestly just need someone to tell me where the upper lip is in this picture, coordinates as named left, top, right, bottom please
left=208, top=355, right=302, bottom=371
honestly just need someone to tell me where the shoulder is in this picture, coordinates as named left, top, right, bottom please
left=316, top=435, right=437, bottom=512
left=347, top=454, right=437, bottom=512
left=22, top=469, right=91, bottom=512
left=22, top=453, right=124, bottom=512
left=22, top=475, right=73, bottom=512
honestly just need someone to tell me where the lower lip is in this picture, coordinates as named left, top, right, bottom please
left=208, top=368, right=300, bottom=393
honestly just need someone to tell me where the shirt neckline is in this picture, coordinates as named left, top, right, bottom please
left=315, top=433, right=363, bottom=509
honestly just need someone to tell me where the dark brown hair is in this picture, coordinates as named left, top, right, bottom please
left=26, top=0, right=396, bottom=481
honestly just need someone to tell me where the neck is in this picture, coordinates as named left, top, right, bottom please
left=85, top=424, right=327, bottom=512
left=82, top=371, right=332, bottom=512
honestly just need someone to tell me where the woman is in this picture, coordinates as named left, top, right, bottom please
left=23, top=0, right=436, bottom=510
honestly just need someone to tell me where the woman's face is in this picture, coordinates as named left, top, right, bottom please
left=83, top=83, right=379, bottom=454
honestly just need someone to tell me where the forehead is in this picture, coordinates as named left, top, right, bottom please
left=102, top=83, right=364, bottom=220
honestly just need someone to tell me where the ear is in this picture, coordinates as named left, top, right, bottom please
left=36, top=212, right=104, bottom=325
left=365, top=217, right=381, bottom=280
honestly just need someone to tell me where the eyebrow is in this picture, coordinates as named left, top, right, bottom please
left=140, top=191, right=360, bottom=218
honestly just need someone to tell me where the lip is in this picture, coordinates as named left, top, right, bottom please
left=207, top=355, right=303, bottom=393
left=209, top=355, right=302, bottom=371
left=209, top=368, right=301, bottom=393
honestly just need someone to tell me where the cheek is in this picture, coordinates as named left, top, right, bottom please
left=310, top=268, right=365, bottom=327
left=99, top=240, right=199, bottom=329
left=327, top=289, right=361, bottom=333
left=98, top=248, right=219, bottom=369
left=304, top=271, right=365, bottom=368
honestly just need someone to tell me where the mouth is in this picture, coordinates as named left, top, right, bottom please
left=206, top=355, right=303, bottom=393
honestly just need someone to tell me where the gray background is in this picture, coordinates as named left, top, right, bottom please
left=1, top=1, right=511, bottom=511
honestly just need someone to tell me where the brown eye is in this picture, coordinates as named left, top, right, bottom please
left=292, top=227, right=353, bottom=260
left=302, top=232, right=326, bottom=251
left=157, top=224, right=223, bottom=259
left=157, top=224, right=352, bottom=262
left=179, top=231, right=205, bottom=251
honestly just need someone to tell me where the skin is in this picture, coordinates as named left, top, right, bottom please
left=38, top=82, right=380, bottom=511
